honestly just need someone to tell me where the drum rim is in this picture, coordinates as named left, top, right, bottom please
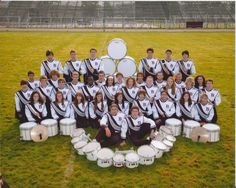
left=97, top=148, right=114, bottom=160
left=60, top=118, right=76, bottom=124
left=203, top=124, right=220, bottom=130
left=151, top=140, right=167, bottom=150
left=82, top=142, right=100, bottom=153
left=74, top=141, right=88, bottom=149
left=137, top=145, right=156, bottom=157
left=117, top=58, right=136, bottom=77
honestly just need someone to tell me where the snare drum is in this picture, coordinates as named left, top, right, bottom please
left=107, top=38, right=127, bottom=60
left=82, top=141, right=101, bottom=161
left=202, top=123, right=220, bottom=142
left=150, top=140, right=167, bottom=158
left=165, top=118, right=182, bottom=136
left=165, top=135, right=176, bottom=143
left=71, top=128, right=86, bottom=140
left=100, top=55, right=116, bottom=75
left=159, top=125, right=173, bottom=136
left=41, top=119, right=58, bottom=137
left=183, top=120, right=200, bottom=138
left=97, top=148, right=114, bottom=168
left=117, top=56, right=136, bottom=77
left=137, top=145, right=156, bottom=165
left=113, top=153, right=125, bottom=168
left=162, top=139, right=173, bottom=152
left=59, top=118, right=76, bottom=136
left=20, top=122, right=37, bottom=141
left=125, top=152, right=139, bottom=168
left=74, top=140, right=88, bottom=155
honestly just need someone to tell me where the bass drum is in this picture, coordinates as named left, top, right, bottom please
left=107, top=38, right=127, bottom=60
left=100, top=55, right=116, bottom=75
left=117, top=56, right=136, bottom=78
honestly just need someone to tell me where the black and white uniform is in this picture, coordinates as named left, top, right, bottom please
left=63, top=60, right=86, bottom=82
left=121, top=86, right=139, bottom=104
left=56, top=87, right=72, bottom=104
left=70, top=102, right=88, bottom=128
left=160, top=59, right=179, bottom=80
left=27, top=80, right=40, bottom=90
left=202, top=88, right=221, bottom=106
left=182, top=87, right=199, bottom=103
left=155, top=80, right=167, bottom=91
left=141, top=84, right=160, bottom=104
left=123, top=115, right=156, bottom=146
left=136, top=81, right=146, bottom=88
left=95, top=80, right=106, bottom=88
left=51, top=100, right=70, bottom=121
left=175, top=81, right=186, bottom=90
left=88, top=101, right=108, bottom=128
left=117, top=101, right=130, bottom=116
left=25, top=102, right=47, bottom=123
left=15, top=89, right=33, bottom=123
left=100, top=85, right=118, bottom=106
left=36, top=85, right=54, bottom=117
left=48, top=79, right=58, bottom=92
left=176, top=102, right=198, bottom=121
left=195, top=102, right=216, bottom=123
left=133, top=99, right=152, bottom=118
left=81, top=84, right=100, bottom=102
left=40, top=60, right=63, bottom=79
left=115, top=81, right=125, bottom=91
left=177, top=60, right=196, bottom=81
left=161, top=87, right=181, bottom=102
left=84, top=58, right=103, bottom=82
left=67, top=82, right=84, bottom=101
left=95, top=112, right=126, bottom=147
left=139, top=57, right=162, bottom=80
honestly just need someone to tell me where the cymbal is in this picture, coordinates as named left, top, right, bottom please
left=31, top=124, right=48, bottom=142
left=191, top=127, right=209, bottom=143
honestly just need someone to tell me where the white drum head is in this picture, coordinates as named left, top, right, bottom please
left=100, top=56, right=116, bottom=75
left=74, top=140, right=88, bottom=149
left=97, top=148, right=114, bottom=160
left=163, top=139, right=173, bottom=147
left=20, top=122, right=37, bottom=129
left=203, top=123, right=220, bottom=131
left=71, top=128, right=85, bottom=137
left=117, top=56, right=136, bottom=77
left=125, top=152, right=139, bottom=162
left=184, top=120, right=200, bottom=128
left=107, top=38, right=127, bottom=60
left=82, top=142, right=100, bottom=153
left=60, top=118, right=76, bottom=124
left=166, top=135, right=176, bottom=142
left=41, top=119, right=57, bottom=125
left=137, top=145, right=155, bottom=158
left=113, top=153, right=125, bottom=162
left=151, top=140, right=167, bottom=150
left=166, top=118, right=182, bottom=126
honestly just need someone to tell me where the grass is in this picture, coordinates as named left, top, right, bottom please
left=0, top=31, right=234, bottom=188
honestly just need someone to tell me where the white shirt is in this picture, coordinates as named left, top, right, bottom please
left=195, top=103, right=215, bottom=122
left=152, top=99, right=175, bottom=119
left=67, top=82, right=84, bottom=98
left=37, top=85, right=54, bottom=101
left=139, top=57, right=162, bottom=74
left=117, top=101, right=130, bottom=115
left=122, top=87, right=139, bottom=103
left=57, top=87, right=72, bottom=103
left=25, top=102, right=47, bottom=122
left=136, top=81, right=146, bottom=88
left=27, top=80, right=40, bottom=90
left=48, top=79, right=58, bottom=90
left=40, top=60, right=63, bottom=76
left=51, top=101, right=70, bottom=120
left=115, top=82, right=125, bottom=91
left=133, top=99, right=152, bottom=116
left=141, top=84, right=160, bottom=102
left=70, top=102, right=88, bottom=119
left=177, top=60, right=196, bottom=75
left=176, top=102, right=198, bottom=120
left=81, top=85, right=100, bottom=101
left=100, top=85, right=119, bottom=100
left=84, top=58, right=103, bottom=73
left=95, top=80, right=106, bottom=88
left=64, top=60, right=86, bottom=75
left=88, top=101, right=108, bottom=119
left=183, top=87, right=199, bottom=103
left=203, top=88, right=221, bottom=106
left=155, top=80, right=166, bottom=90
left=15, top=89, right=33, bottom=112
left=160, top=87, right=181, bottom=102
left=161, top=59, right=179, bottom=75
left=175, top=81, right=186, bottom=90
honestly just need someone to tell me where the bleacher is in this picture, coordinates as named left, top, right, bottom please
left=0, top=1, right=234, bottom=29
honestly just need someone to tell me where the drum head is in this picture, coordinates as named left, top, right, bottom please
left=107, top=39, right=127, bottom=60
left=184, top=120, right=200, bottom=128
left=74, top=140, right=88, bottom=149
left=100, top=56, right=116, bottom=75
left=203, top=123, right=220, bottom=131
left=60, top=118, right=76, bottom=124
left=117, top=57, right=136, bottom=77
left=166, top=118, right=182, bottom=126
left=20, top=122, right=37, bottom=129
left=166, top=135, right=176, bottom=142
left=163, top=139, right=173, bottom=147
left=125, top=152, right=139, bottom=162
left=151, top=140, right=167, bottom=150
left=113, top=153, right=125, bottom=162
left=97, top=148, right=114, bottom=160
left=82, top=142, right=100, bottom=153
left=137, top=145, right=155, bottom=158
left=41, top=119, right=57, bottom=125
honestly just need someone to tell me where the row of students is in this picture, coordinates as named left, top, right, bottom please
left=40, top=48, right=196, bottom=83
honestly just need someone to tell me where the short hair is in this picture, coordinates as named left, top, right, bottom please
left=136, top=72, right=144, bottom=77
left=70, top=50, right=76, bottom=54
left=58, top=78, right=66, bottom=83
left=161, top=90, right=168, bottom=95
left=156, top=71, right=163, bottom=76
left=182, top=50, right=189, bottom=56
left=46, top=50, right=54, bottom=56
left=125, top=77, right=136, bottom=87
left=147, top=48, right=154, bottom=53
left=72, top=71, right=79, bottom=77
left=27, top=71, right=34, bottom=76
left=40, top=75, right=48, bottom=81
left=90, top=48, right=97, bottom=53
left=137, top=89, right=146, bottom=96
left=130, top=106, right=140, bottom=112
left=185, top=77, right=195, bottom=86
left=116, top=72, right=124, bottom=78
left=98, top=70, right=105, bottom=75
left=165, top=49, right=172, bottom=53
left=20, top=80, right=28, bottom=86
left=109, top=103, right=118, bottom=110
left=50, top=70, right=60, bottom=78
left=206, top=79, right=213, bottom=84
left=146, top=75, right=154, bottom=81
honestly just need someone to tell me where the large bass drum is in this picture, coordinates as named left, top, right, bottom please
left=117, top=56, right=136, bottom=77
left=100, top=55, right=116, bottom=75
left=107, top=38, right=127, bottom=60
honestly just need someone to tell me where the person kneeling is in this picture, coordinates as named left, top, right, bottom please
left=95, top=104, right=126, bottom=148
left=124, top=106, right=156, bottom=146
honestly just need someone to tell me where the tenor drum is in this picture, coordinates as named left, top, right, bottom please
left=97, top=148, right=114, bottom=168
left=74, top=140, right=88, bottom=155
left=113, top=153, right=125, bottom=168
left=162, top=139, right=174, bottom=152
left=107, top=38, right=127, bottom=60
left=159, top=125, right=173, bottom=136
left=165, top=118, right=182, bottom=136
left=100, top=55, right=116, bottom=75
left=59, top=118, right=76, bottom=136
left=82, top=141, right=101, bottom=161
left=41, top=119, right=58, bottom=137
left=183, top=120, right=200, bottom=138
left=137, top=145, right=156, bottom=165
left=117, top=56, right=136, bottom=77
left=202, top=123, right=220, bottom=142
left=150, top=140, right=167, bottom=158
left=125, top=152, right=139, bottom=168
left=20, top=122, right=37, bottom=141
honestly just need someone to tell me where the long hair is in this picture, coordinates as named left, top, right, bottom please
left=115, top=91, right=124, bottom=109
left=94, top=92, right=104, bottom=111
left=166, top=76, right=175, bottom=95
left=105, top=75, right=115, bottom=86
left=180, top=92, right=192, bottom=106
left=74, top=92, right=85, bottom=107
left=55, top=91, right=64, bottom=105
left=29, top=91, right=44, bottom=104
left=194, top=75, right=206, bottom=89
left=125, top=76, right=136, bottom=88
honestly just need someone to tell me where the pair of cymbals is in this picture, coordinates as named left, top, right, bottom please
left=191, top=127, right=209, bottom=143
left=31, top=125, right=48, bottom=142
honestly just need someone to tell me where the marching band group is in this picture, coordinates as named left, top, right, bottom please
left=15, top=48, right=221, bottom=147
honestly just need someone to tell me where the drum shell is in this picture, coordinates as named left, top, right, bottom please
left=83, top=144, right=102, bottom=161
left=165, top=118, right=182, bottom=136
left=183, top=121, right=200, bottom=138
left=150, top=140, right=167, bottom=158
left=59, top=118, right=76, bottom=136
left=203, top=124, right=220, bottom=142
left=20, top=122, right=37, bottom=141
left=74, top=141, right=88, bottom=155
left=41, top=119, right=58, bottom=137
left=125, top=153, right=139, bottom=168
left=137, top=145, right=155, bottom=165
left=113, top=154, right=125, bottom=168
left=162, top=139, right=173, bottom=152
left=97, top=158, right=113, bottom=168
left=159, top=126, right=173, bottom=137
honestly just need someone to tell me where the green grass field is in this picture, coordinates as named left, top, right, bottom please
left=0, top=31, right=234, bottom=188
